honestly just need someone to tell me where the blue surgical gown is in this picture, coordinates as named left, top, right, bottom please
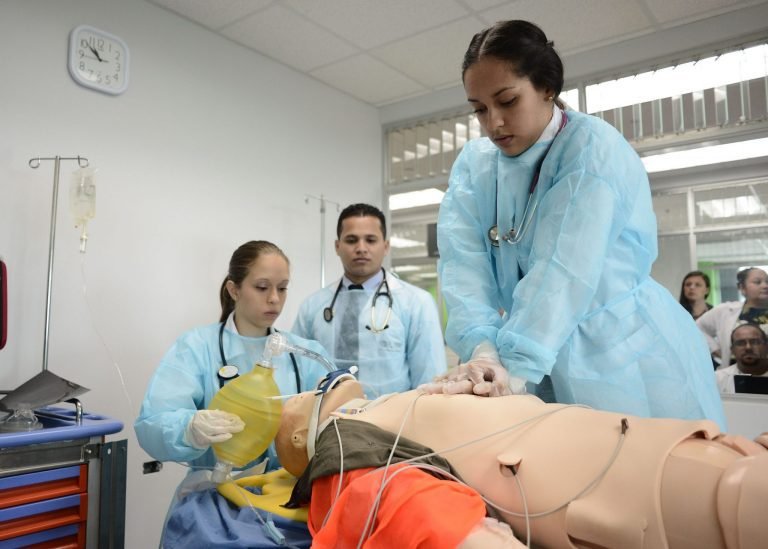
left=438, top=110, right=726, bottom=429
left=135, top=323, right=330, bottom=469
left=134, top=322, right=330, bottom=545
left=292, top=272, right=447, bottom=396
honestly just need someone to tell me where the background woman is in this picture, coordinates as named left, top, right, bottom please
left=431, top=20, right=725, bottom=429
left=697, top=267, right=768, bottom=368
left=134, top=240, right=330, bottom=547
left=679, top=271, right=713, bottom=320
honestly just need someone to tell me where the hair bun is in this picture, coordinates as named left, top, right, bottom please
left=546, top=40, right=554, bottom=47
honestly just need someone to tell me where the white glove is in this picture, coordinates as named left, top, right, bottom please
left=185, top=409, right=245, bottom=450
left=419, top=342, right=527, bottom=397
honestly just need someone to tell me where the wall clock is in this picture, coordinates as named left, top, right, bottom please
left=68, top=25, right=129, bottom=95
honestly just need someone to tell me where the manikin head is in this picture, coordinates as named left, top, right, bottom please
left=275, top=379, right=365, bottom=476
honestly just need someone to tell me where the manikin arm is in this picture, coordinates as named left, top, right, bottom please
left=459, top=518, right=527, bottom=549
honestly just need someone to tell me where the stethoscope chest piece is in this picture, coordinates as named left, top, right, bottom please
left=489, top=224, right=521, bottom=247
left=323, top=307, right=334, bottom=322
left=488, top=225, right=500, bottom=247
left=218, top=365, right=239, bottom=383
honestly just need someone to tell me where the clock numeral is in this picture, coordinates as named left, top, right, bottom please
left=78, top=49, right=85, bottom=58
left=115, top=62, right=121, bottom=71
left=114, top=74, right=119, bottom=81
left=79, top=61, right=85, bottom=71
left=115, top=51, right=121, bottom=61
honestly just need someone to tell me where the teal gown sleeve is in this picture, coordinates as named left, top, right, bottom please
left=134, top=329, right=212, bottom=463
left=438, top=140, right=507, bottom=362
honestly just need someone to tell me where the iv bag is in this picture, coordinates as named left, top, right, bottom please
left=69, top=167, right=96, bottom=253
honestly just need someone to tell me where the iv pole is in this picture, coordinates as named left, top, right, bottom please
left=28, top=155, right=89, bottom=372
left=304, top=194, right=339, bottom=288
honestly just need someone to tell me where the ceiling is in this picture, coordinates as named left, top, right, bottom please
left=148, top=0, right=767, bottom=107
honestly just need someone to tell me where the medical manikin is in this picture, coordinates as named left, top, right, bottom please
left=276, top=380, right=768, bottom=548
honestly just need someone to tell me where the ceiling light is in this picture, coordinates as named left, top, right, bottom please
left=389, top=188, right=445, bottom=211
left=642, top=138, right=768, bottom=173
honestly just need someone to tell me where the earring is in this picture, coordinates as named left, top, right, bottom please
left=546, top=96, right=554, bottom=102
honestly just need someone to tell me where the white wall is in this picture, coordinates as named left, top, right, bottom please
left=0, top=0, right=381, bottom=546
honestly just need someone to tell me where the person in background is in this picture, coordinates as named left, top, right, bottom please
left=716, top=322, right=768, bottom=394
left=293, top=203, right=446, bottom=397
left=134, top=240, right=330, bottom=547
left=424, top=20, right=725, bottom=429
left=697, top=267, right=768, bottom=369
left=679, top=270, right=713, bottom=320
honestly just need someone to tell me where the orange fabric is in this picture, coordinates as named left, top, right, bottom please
left=309, top=464, right=486, bottom=548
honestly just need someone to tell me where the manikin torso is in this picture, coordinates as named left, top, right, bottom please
left=328, top=391, right=766, bottom=549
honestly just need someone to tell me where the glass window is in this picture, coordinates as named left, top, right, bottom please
left=694, top=182, right=768, bottom=227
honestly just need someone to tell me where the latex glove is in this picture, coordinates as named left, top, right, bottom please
left=419, top=342, right=527, bottom=397
left=466, top=342, right=527, bottom=397
left=185, top=409, right=245, bottom=450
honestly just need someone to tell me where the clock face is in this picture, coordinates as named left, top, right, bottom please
left=68, top=25, right=129, bottom=95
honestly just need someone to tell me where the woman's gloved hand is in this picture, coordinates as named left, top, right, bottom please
left=185, top=409, right=245, bottom=449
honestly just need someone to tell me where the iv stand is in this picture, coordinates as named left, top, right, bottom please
left=28, top=156, right=89, bottom=372
left=304, top=194, right=339, bottom=288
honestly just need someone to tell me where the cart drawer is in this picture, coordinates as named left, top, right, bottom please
left=0, top=493, right=87, bottom=541
left=0, top=466, right=86, bottom=510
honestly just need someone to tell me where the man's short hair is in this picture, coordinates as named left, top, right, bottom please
left=336, top=203, right=387, bottom=239
left=730, top=322, right=768, bottom=344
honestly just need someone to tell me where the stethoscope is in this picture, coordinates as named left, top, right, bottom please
left=323, top=268, right=393, bottom=333
left=217, top=321, right=300, bottom=392
left=488, top=112, right=568, bottom=247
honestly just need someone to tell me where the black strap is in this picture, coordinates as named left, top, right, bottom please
left=289, top=352, right=300, bottom=393
left=273, top=327, right=301, bottom=393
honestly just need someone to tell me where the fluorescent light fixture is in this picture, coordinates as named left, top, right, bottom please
left=389, top=188, right=445, bottom=211
left=587, top=44, right=768, bottom=113
left=641, top=138, right=768, bottom=173
left=393, top=265, right=421, bottom=273
left=389, top=236, right=423, bottom=248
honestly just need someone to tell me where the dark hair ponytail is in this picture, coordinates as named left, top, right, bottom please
left=462, top=20, right=564, bottom=101
left=219, top=241, right=289, bottom=323
left=736, top=267, right=765, bottom=290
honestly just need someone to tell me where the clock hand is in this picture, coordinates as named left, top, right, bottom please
left=88, top=45, right=105, bottom=63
